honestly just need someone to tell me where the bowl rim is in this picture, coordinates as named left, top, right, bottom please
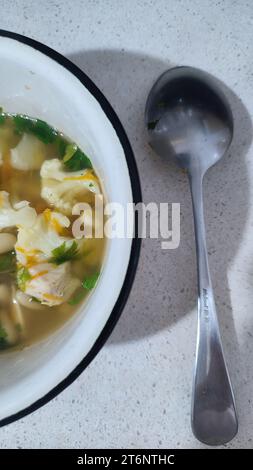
left=0, top=29, right=142, bottom=427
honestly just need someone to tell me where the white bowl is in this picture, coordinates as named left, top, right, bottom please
left=0, top=30, right=141, bottom=426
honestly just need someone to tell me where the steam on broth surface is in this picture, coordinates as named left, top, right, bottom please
left=0, top=110, right=105, bottom=351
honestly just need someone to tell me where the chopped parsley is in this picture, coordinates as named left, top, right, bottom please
left=13, top=114, right=58, bottom=144
left=0, top=113, right=6, bottom=125
left=82, top=272, right=100, bottom=290
left=17, top=266, right=32, bottom=292
left=0, top=106, right=6, bottom=124
left=56, top=135, right=68, bottom=157
left=63, top=143, right=78, bottom=163
left=63, top=146, right=92, bottom=171
left=68, top=290, right=86, bottom=306
left=68, top=271, right=100, bottom=306
left=50, top=241, right=79, bottom=265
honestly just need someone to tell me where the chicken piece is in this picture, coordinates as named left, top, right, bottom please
left=15, top=208, right=72, bottom=263
left=15, top=290, right=47, bottom=311
left=20, top=261, right=80, bottom=306
left=15, top=208, right=81, bottom=306
left=40, top=159, right=101, bottom=215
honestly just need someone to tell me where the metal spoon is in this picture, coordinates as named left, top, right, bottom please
left=145, top=66, right=238, bottom=445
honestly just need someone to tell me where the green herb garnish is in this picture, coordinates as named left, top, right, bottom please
left=63, top=143, right=78, bottom=163
left=68, top=290, right=86, bottom=306
left=0, top=251, right=16, bottom=273
left=68, top=271, right=100, bottom=305
left=82, top=272, right=100, bottom=290
left=0, top=113, right=6, bottom=125
left=50, top=241, right=79, bottom=265
left=56, top=135, right=68, bottom=158
left=0, top=106, right=5, bottom=125
left=147, top=119, right=159, bottom=130
left=17, top=266, right=31, bottom=291
left=63, top=147, right=92, bottom=171
left=13, top=115, right=57, bottom=144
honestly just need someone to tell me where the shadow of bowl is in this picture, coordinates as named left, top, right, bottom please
left=68, top=50, right=252, bottom=365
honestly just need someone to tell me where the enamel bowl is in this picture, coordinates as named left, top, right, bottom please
left=0, top=30, right=141, bottom=425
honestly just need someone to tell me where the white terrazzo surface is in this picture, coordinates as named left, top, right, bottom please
left=1, top=0, right=253, bottom=449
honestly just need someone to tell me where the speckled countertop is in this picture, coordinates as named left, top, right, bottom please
left=1, top=0, right=253, bottom=449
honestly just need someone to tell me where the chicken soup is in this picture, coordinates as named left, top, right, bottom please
left=0, top=110, right=105, bottom=351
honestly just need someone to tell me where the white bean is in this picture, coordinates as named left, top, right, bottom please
left=16, top=290, right=45, bottom=311
left=0, top=233, right=16, bottom=254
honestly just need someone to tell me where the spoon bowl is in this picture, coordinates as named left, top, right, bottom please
left=145, top=66, right=233, bottom=172
left=145, top=66, right=238, bottom=446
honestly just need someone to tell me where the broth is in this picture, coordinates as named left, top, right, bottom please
left=0, top=112, right=105, bottom=351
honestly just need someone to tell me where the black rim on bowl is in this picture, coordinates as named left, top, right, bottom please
left=0, top=29, right=142, bottom=427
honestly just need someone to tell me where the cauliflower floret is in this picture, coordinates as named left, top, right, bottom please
left=0, top=191, right=37, bottom=231
left=22, top=262, right=80, bottom=306
left=10, top=133, right=48, bottom=170
left=40, top=159, right=101, bottom=215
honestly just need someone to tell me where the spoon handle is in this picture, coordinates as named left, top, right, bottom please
left=189, top=171, right=238, bottom=446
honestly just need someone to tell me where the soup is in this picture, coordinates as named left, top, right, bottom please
left=0, top=110, right=105, bottom=351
